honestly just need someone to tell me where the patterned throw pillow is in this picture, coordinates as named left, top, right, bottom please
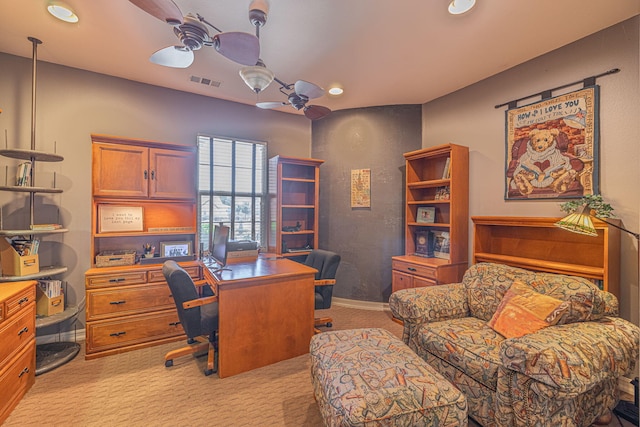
left=488, top=280, right=570, bottom=338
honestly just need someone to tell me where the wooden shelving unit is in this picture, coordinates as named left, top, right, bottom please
left=392, top=143, right=469, bottom=292
left=472, top=216, right=621, bottom=297
left=268, top=156, right=324, bottom=257
left=85, top=134, right=200, bottom=359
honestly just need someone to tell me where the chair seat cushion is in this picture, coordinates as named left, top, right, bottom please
left=414, top=317, right=504, bottom=390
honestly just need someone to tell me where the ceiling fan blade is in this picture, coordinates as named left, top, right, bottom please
left=213, top=32, right=260, bottom=66
left=294, top=80, right=324, bottom=99
left=150, top=46, right=194, bottom=68
left=129, top=0, right=183, bottom=25
left=304, top=105, right=331, bottom=120
left=257, top=101, right=288, bottom=109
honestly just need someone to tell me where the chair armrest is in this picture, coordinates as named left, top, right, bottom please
left=183, top=295, right=218, bottom=309
left=314, top=279, right=336, bottom=286
left=389, top=283, right=469, bottom=324
left=500, top=317, right=640, bottom=394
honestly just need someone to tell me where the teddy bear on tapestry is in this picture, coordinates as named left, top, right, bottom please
left=512, top=128, right=578, bottom=196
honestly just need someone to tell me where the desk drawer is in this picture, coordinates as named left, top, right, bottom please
left=0, top=305, right=35, bottom=367
left=86, top=271, right=147, bottom=289
left=147, top=266, right=200, bottom=283
left=86, top=310, right=182, bottom=354
left=392, top=259, right=436, bottom=279
left=0, top=342, right=35, bottom=423
left=86, top=284, right=175, bottom=321
left=5, top=288, right=36, bottom=319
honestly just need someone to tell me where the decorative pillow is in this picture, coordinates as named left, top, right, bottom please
left=488, top=281, right=570, bottom=338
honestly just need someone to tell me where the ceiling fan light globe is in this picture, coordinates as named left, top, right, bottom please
left=239, top=65, right=275, bottom=93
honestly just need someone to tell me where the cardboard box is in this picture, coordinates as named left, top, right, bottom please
left=36, top=286, right=64, bottom=316
left=0, top=238, right=40, bottom=276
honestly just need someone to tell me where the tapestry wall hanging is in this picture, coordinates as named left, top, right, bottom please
left=505, top=86, right=599, bottom=200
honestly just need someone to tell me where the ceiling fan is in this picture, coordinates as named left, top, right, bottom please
left=256, top=80, right=332, bottom=120
left=240, top=1, right=332, bottom=120
left=129, top=0, right=260, bottom=68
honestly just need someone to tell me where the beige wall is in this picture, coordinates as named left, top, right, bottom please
left=422, top=17, right=639, bottom=323
left=0, top=52, right=311, bottom=330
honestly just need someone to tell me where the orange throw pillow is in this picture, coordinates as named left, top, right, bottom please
left=488, top=281, right=569, bottom=338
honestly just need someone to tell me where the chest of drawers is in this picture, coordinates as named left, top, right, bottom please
left=84, top=262, right=201, bottom=359
left=0, top=280, right=36, bottom=425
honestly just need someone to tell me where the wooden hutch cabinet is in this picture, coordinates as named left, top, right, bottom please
left=85, top=135, right=201, bottom=359
left=392, top=143, right=469, bottom=292
left=268, top=156, right=324, bottom=257
left=472, top=216, right=621, bottom=298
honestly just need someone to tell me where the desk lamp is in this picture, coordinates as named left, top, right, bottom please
left=555, top=196, right=639, bottom=424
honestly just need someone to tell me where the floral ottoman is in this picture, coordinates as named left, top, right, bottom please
left=310, top=328, right=467, bottom=426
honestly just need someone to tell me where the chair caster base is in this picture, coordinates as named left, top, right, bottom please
left=204, top=369, right=214, bottom=376
left=165, top=359, right=173, bottom=368
left=326, top=322, right=332, bottom=328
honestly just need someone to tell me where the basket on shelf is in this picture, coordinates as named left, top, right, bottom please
left=95, top=250, right=137, bottom=267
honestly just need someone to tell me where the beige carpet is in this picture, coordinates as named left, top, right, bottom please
left=5, top=305, right=634, bottom=427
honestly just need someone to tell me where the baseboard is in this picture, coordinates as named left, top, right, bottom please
left=332, top=297, right=389, bottom=312
left=37, top=329, right=86, bottom=346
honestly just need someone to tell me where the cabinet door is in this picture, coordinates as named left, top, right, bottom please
left=392, top=270, right=413, bottom=293
left=148, top=148, right=196, bottom=199
left=93, top=143, right=149, bottom=198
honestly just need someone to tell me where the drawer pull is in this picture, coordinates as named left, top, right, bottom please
left=18, top=326, right=29, bottom=336
left=407, top=267, right=417, bottom=272
left=169, top=321, right=181, bottom=327
left=18, top=367, right=30, bottom=378
left=109, top=278, right=126, bottom=283
left=52, top=300, right=62, bottom=307
left=18, top=296, right=30, bottom=305
left=109, top=300, right=126, bottom=305
left=109, top=331, right=126, bottom=337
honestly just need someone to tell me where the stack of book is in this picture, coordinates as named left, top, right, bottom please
left=16, top=161, right=32, bottom=186
left=38, top=279, right=63, bottom=298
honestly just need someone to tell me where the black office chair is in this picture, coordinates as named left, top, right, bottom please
left=304, top=249, right=341, bottom=333
left=162, top=260, right=219, bottom=376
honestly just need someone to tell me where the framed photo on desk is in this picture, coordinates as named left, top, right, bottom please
left=160, top=241, right=192, bottom=258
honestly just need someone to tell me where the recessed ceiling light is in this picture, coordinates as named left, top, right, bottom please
left=47, top=1, right=79, bottom=23
left=328, top=86, right=344, bottom=96
left=448, top=0, right=476, bottom=15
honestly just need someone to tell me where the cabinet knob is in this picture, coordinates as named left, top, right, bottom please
left=18, top=326, right=29, bottom=336
left=18, top=367, right=30, bottom=378
left=109, top=300, right=126, bottom=305
left=169, top=321, right=181, bottom=327
left=109, top=331, right=126, bottom=337
left=144, top=170, right=148, bottom=179
left=18, top=297, right=30, bottom=305
left=407, top=267, right=417, bottom=272
left=108, top=278, right=125, bottom=283
left=151, top=170, right=155, bottom=180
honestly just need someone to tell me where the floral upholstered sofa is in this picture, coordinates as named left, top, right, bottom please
left=389, top=262, right=640, bottom=427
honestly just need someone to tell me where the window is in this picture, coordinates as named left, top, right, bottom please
left=197, top=135, right=267, bottom=252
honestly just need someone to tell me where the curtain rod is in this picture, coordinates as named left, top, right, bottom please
left=494, top=68, right=620, bottom=109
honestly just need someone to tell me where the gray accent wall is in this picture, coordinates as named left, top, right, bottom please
left=312, top=105, right=421, bottom=302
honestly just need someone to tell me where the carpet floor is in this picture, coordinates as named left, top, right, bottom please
left=5, top=304, right=635, bottom=427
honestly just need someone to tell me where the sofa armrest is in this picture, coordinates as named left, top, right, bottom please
left=500, top=317, right=639, bottom=394
left=389, top=283, right=469, bottom=324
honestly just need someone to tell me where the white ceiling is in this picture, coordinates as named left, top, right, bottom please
left=1, top=0, right=638, bottom=117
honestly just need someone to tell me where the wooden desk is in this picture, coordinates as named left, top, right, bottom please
left=206, top=257, right=316, bottom=378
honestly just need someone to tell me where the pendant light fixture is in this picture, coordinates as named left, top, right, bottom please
left=239, top=60, right=274, bottom=93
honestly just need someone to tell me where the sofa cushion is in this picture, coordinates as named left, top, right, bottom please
left=462, top=262, right=613, bottom=322
left=488, top=281, right=569, bottom=338
left=414, top=317, right=504, bottom=391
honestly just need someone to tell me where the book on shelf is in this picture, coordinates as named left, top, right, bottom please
left=16, top=161, right=32, bottom=186
left=30, top=223, right=63, bottom=230
left=414, top=230, right=433, bottom=257
left=38, top=279, right=63, bottom=298
left=441, top=157, right=451, bottom=179
left=431, top=230, right=450, bottom=259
